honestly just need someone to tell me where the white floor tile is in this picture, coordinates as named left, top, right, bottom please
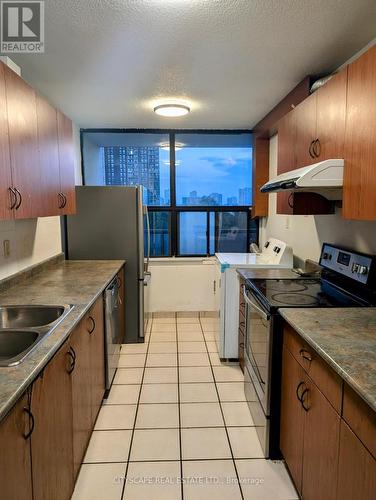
left=121, top=343, right=147, bottom=354
left=177, top=317, right=200, bottom=324
left=236, top=459, right=299, bottom=500
left=179, top=366, right=214, bottom=383
left=203, top=332, right=216, bottom=341
left=205, top=341, right=218, bottom=352
left=179, top=353, right=210, bottom=367
left=136, top=404, right=179, bottom=429
left=227, top=427, right=264, bottom=458
left=152, top=317, right=176, bottom=324
left=83, top=430, right=131, bottom=463
left=130, top=429, right=180, bottom=461
left=104, top=385, right=140, bottom=405
left=209, top=351, right=224, bottom=366
left=180, top=383, right=218, bottom=403
left=146, top=353, right=178, bottom=367
left=181, top=428, right=231, bottom=460
left=177, top=331, right=204, bottom=342
left=217, top=382, right=247, bottom=402
left=213, top=365, right=244, bottom=382
left=140, top=383, right=179, bottom=403
left=177, top=341, right=207, bottom=353
left=118, top=354, right=146, bottom=368
left=183, top=460, right=242, bottom=500
left=177, top=324, right=202, bottom=333
left=72, top=463, right=125, bottom=500
left=123, top=461, right=182, bottom=500
left=148, top=342, right=177, bottom=354
left=180, top=402, right=224, bottom=428
left=94, top=405, right=137, bottom=430
left=152, top=324, right=176, bottom=333
left=113, top=368, right=143, bottom=385
left=150, top=332, right=177, bottom=342
left=221, top=402, right=255, bottom=426
left=143, top=367, right=178, bottom=384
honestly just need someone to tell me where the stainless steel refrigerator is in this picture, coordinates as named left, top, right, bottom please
left=64, top=186, right=151, bottom=343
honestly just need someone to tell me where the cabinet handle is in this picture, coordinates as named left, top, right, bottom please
left=299, top=348, right=312, bottom=362
left=87, top=315, right=96, bottom=334
left=67, top=348, right=76, bottom=374
left=14, top=188, right=22, bottom=210
left=300, top=388, right=310, bottom=412
left=61, top=193, right=67, bottom=208
left=308, top=140, right=315, bottom=159
left=8, top=187, right=17, bottom=210
left=288, top=193, right=294, bottom=209
left=296, top=381, right=305, bottom=402
left=58, top=193, right=64, bottom=209
left=313, top=138, right=321, bottom=158
left=22, top=407, right=35, bottom=439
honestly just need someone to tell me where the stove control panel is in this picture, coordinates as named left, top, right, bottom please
left=320, top=243, right=373, bottom=285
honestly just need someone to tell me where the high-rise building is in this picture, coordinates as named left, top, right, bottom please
left=239, top=187, right=252, bottom=205
left=102, top=146, right=160, bottom=204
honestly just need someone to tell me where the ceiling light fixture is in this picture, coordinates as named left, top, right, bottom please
left=154, top=103, right=190, bottom=117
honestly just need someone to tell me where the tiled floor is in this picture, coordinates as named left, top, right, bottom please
left=72, top=314, right=299, bottom=500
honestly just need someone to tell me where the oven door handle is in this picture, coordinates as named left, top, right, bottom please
left=242, top=286, right=270, bottom=321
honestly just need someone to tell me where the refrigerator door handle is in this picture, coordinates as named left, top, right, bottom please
left=144, top=204, right=151, bottom=273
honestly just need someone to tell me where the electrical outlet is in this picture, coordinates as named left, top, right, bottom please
left=3, top=239, right=10, bottom=258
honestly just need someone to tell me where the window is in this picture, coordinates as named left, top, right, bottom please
left=81, top=130, right=257, bottom=257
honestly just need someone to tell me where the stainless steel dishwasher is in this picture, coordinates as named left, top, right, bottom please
left=104, top=277, right=121, bottom=393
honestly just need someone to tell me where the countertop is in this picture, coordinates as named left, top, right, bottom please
left=237, top=268, right=299, bottom=280
left=279, top=308, right=376, bottom=412
left=0, top=260, right=125, bottom=422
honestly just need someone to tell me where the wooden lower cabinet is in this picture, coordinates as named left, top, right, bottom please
left=86, top=296, right=105, bottom=424
left=70, top=320, right=92, bottom=478
left=31, top=341, right=74, bottom=500
left=0, top=392, right=33, bottom=500
left=302, top=378, right=340, bottom=500
left=280, top=346, right=305, bottom=493
left=337, top=421, right=376, bottom=500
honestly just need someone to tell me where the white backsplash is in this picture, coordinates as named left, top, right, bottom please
left=0, top=217, right=62, bottom=281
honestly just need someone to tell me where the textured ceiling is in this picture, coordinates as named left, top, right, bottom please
left=9, top=0, right=376, bottom=129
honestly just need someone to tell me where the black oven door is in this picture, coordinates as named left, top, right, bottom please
left=243, top=286, right=272, bottom=415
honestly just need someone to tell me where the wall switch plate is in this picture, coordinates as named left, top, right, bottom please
left=3, top=239, right=10, bottom=258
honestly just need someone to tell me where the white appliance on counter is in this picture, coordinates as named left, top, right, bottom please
left=214, top=238, right=293, bottom=359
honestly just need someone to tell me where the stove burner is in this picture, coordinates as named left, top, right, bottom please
left=271, top=292, right=320, bottom=306
left=259, top=281, right=309, bottom=293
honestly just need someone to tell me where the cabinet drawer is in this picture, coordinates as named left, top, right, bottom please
left=283, top=324, right=342, bottom=413
left=342, top=384, right=376, bottom=458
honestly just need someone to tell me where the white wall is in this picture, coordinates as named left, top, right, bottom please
left=149, top=258, right=217, bottom=312
left=260, top=135, right=376, bottom=265
left=0, top=217, right=62, bottom=281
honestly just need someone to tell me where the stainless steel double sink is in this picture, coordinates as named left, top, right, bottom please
left=0, top=305, right=73, bottom=367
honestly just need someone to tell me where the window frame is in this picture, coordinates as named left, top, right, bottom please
left=80, top=128, right=258, bottom=258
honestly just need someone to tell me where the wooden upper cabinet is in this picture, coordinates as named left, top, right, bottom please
left=0, top=62, right=13, bottom=220
left=36, top=95, right=61, bottom=216
left=4, top=64, right=43, bottom=219
left=57, top=110, right=76, bottom=215
left=252, top=135, right=269, bottom=217
left=343, top=44, right=376, bottom=220
left=277, top=112, right=296, bottom=214
left=294, top=92, right=317, bottom=167
left=315, top=69, right=347, bottom=160
left=0, top=393, right=33, bottom=500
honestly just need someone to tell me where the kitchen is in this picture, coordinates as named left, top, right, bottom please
left=0, top=1, right=375, bottom=500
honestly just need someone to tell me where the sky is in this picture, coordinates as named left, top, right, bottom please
left=159, top=147, right=253, bottom=204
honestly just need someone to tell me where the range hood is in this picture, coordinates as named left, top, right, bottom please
left=260, top=159, right=344, bottom=200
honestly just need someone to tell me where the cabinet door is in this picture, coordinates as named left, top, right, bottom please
left=36, top=95, right=61, bottom=216
left=294, top=92, right=317, bottom=168
left=277, top=112, right=296, bottom=214
left=70, top=321, right=92, bottom=479
left=316, top=69, right=347, bottom=160
left=4, top=64, right=43, bottom=219
left=31, top=343, right=74, bottom=500
left=0, top=62, right=13, bottom=221
left=343, top=45, right=376, bottom=220
left=87, top=296, right=105, bottom=424
left=57, top=110, right=76, bottom=215
left=302, top=379, right=340, bottom=500
left=0, top=393, right=33, bottom=500
left=337, top=420, right=376, bottom=500
left=280, top=346, right=305, bottom=493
